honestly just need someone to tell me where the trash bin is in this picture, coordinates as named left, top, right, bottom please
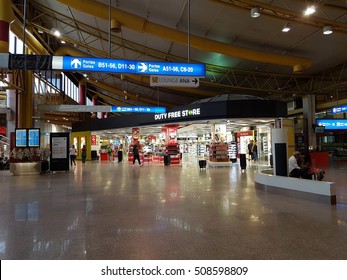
left=240, top=154, right=247, bottom=170
left=199, top=160, right=207, bottom=169
left=91, top=150, right=97, bottom=160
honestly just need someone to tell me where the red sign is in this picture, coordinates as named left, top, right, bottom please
left=0, top=126, right=6, bottom=135
left=91, top=135, right=97, bottom=145
left=236, top=131, right=253, bottom=137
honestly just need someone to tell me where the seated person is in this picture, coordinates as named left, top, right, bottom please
left=288, top=151, right=308, bottom=178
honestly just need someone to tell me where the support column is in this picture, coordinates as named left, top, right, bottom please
left=19, top=71, right=33, bottom=128
left=1, top=0, right=13, bottom=136
left=6, top=75, right=16, bottom=138
left=92, top=95, right=97, bottom=118
left=0, top=0, right=11, bottom=53
left=303, top=95, right=316, bottom=151
left=271, top=128, right=288, bottom=176
left=79, top=80, right=86, bottom=105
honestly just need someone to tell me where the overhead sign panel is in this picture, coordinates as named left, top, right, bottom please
left=111, top=106, right=166, bottom=113
left=331, top=104, right=347, bottom=114
left=316, top=119, right=347, bottom=130
left=52, top=56, right=206, bottom=77
left=150, top=75, right=199, bottom=87
left=37, top=104, right=166, bottom=114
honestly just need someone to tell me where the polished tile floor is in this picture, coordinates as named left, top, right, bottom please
left=1, top=156, right=347, bottom=260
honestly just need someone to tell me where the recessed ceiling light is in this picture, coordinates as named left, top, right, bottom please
left=323, top=25, right=333, bottom=35
left=251, top=7, right=261, bottom=18
left=53, top=30, right=61, bottom=37
left=304, top=5, right=316, bottom=16
left=282, top=23, right=291, bottom=32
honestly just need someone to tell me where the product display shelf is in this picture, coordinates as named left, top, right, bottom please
left=209, top=142, right=229, bottom=162
left=166, top=143, right=181, bottom=165
left=228, top=141, right=237, bottom=162
left=197, top=144, right=206, bottom=156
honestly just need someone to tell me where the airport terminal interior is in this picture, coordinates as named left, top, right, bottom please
left=1, top=0, right=347, bottom=260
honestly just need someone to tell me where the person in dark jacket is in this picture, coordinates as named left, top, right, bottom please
left=247, top=140, right=254, bottom=160
left=132, top=144, right=142, bottom=166
left=81, top=145, right=87, bottom=163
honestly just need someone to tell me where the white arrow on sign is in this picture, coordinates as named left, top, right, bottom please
left=71, top=58, right=81, bottom=68
left=138, top=62, right=148, bottom=72
left=150, top=75, right=199, bottom=87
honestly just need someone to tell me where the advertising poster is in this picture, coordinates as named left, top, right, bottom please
left=51, top=137, right=67, bottom=159
left=73, top=136, right=78, bottom=155
left=91, top=134, right=97, bottom=145
left=81, top=136, right=86, bottom=150
left=132, top=127, right=140, bottom=143
left=214, top=124, right=226, bottom=142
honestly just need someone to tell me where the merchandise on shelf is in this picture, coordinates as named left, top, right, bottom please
left=228, top=141, right=237, bottom=162
left=165, top=143, right=181, bottom=165
left=209, top=142, right=229, bottom=162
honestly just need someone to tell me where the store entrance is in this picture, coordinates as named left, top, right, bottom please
left=82, top=119, right=273, bottom=167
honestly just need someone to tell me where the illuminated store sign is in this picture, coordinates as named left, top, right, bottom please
left=111, top=106, right=166, bottom=113
left=53, top=56, right=206, bottom=77
left=154, top=108, right=201, bottom=120
left=331, top=105, right=347, bottom=114
left=316, top=119, right=347, bottom=130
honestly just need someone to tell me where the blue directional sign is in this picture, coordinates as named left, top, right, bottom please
left=316, top=119, right=347, bottom=130
left=53, top=56, right=205, bottom=77
left=111, top=106, right=166, bottom=113
left=331, top=104, right=347, bottom=114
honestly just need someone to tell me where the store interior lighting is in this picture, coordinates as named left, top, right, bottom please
left=304, top=5, right=316, bottom=16
left=251, top=7, right=261, bottom=18
left=323, top=25, right=333, bottom=35
left=282, top=23, right=291, bottom=32
left=53, top=29, right=61, bottom=37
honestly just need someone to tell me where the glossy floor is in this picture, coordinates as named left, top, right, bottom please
left=1, top=156, right=347, bottom=260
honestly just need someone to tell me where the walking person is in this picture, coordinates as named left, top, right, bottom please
left=252, top=140, right=258, bottom=161
left=118, top=143, right=123, bottom=163
left=247, top=140, right=254, bottom=161
left=81, top=144, right=87, bottom=164
left=69, top=145, right=77, bottom=167
left=132, top=144, right=142, bottom=166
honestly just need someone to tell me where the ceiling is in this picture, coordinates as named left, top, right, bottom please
left=6, top=0, right=347, bottom=126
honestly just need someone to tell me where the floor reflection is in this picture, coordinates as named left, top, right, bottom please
left=0, top=155, right=347, bottom=259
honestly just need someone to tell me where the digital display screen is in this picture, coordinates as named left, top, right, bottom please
left=316, top=119, right=347, bottom=130
left=28, top=128, right=40, bottom=147
left=15, top=129, right=27, bottom=147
